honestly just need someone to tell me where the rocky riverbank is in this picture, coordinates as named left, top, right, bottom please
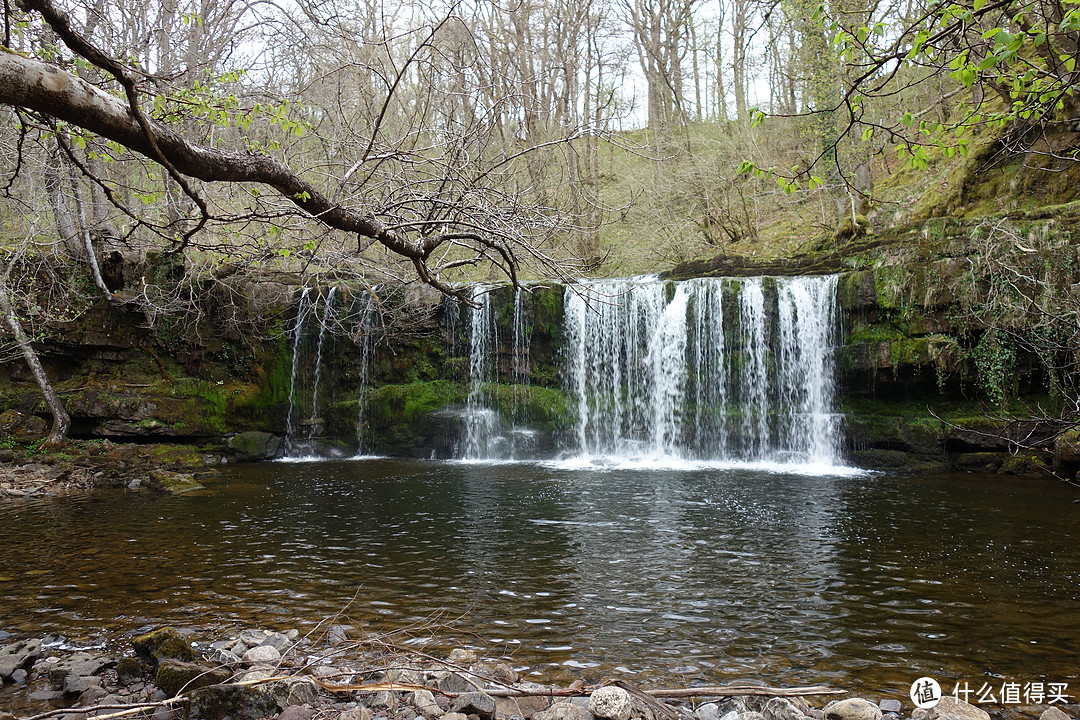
left=0, top=627, right=1076, bottom=720
left=0, top=437, right=221, bottom=499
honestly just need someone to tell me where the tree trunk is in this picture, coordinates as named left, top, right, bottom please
left=0, top=268, right=70, bottom=448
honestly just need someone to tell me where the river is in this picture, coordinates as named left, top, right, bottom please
left=1, top=459, right=1077, bottom=702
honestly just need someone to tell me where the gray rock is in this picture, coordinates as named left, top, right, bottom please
left=738, top=713, right=766, bottom=720
left=48, top=653, right=110, bottom=690
left=64, top=675, right=102, bottom=695
left=720, top=711, right=741, bottom=720
left=764, top=698, right=806, bottom=720
left=187, top=683, right=279, bottom=720
left=437, top=672, right=480, bottom=694
left=242, top=645, right=281, bottom=665
left=266, top=677, right=320, bottom=708
left=410, top=690, right=445, bottom=718
left=209, top=648, right=242, bottom=665
left=824, top=699, right=882, bottom=720
left=696, top=704, right=721, bottom=720
left=923, top=698, right=989, bottom=720
left=328, top=626, right=352, bottom=644
left=372, top=691, right=399, bottom=711
left=278, top=707, right=314, bottom=720
left=1040, top=709, right=1072, bottom=720
left=259, top=632, right=293, bottom=653
left=878, top=702, right=902, bottom=715
left=451, top=692, right=497, bottom=720
left=532, top=702, right=595, bottom=720
left=155, top=659, right=231, bottom=698
left=589, top=687, right=634, bottom=720
left=448, top=649, right=478, bottom=664
left=492, top=663, right=519, bottom=685
left=0, top=638, right=42, bottom=679
left=78, top=686, right=110, bottom=707
left=388, top=666, right=424, bottom=686
left=238, top=630, right=269, bottom=648
left=442, top=714, right=469, bottom=720
left=808, top=711, right=823, bottom=720
left=338, top=709, right=374, bottom=720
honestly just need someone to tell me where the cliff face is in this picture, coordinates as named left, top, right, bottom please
left=4, top=208, right=1080, bottom=477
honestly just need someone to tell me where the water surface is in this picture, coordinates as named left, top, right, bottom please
left=1, top=460, right=1077, bottom=701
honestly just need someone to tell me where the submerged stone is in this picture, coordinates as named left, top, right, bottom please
left=187, top=683, right=279, bottom=720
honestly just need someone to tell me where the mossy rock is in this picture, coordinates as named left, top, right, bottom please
left=133, top=627, right=195, bottom=668
left=155, top=659, right=231, bottom=697
left=953, top=452, right=1005, bottom=473
left=187, top=683, right=279, bottom=720
left=227, top=431, right=283, bottom=462
left=998, top=454, right=1049, bottom=476
left=148, top=470, right=206, bottom=495
left=115, top=656, right=145, bottom=683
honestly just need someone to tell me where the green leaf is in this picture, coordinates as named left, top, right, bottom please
left=861, top=126, right=874, bottom=141
left=978, top=55, right=998, bottom=70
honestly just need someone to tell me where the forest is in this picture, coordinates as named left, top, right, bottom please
left=2, top=0, right=1080, bottom=457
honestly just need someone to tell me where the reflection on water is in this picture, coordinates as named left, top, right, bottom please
left=0, top=460, right=1077, bottom=698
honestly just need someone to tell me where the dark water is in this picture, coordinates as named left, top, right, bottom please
left=1, top=459, right=1078, bottom=701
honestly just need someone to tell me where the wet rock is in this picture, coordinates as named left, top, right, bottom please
left=209, top=648, right=242, bottom=665
left=227, top=432, right=283, bottom=462
left=451, top=692, right=497, bottom=720
left=824, top=699, right=882, bottom=720
left=1039, top=709, right=1072, bottom=720
left=763, top=698, right=805, bottom=720
left=29, top=689, right=64, bottom=701
left=266, top=677, right=320, bottom=708
left=0, top=638, right=42, bottom=679
left=133, top=628, right=195, bottom=668
left=448, top=649, right=478, bottom=664
left=258, top=632, right=293, bottom=654
left=149, top=470, right=205, bottom=495
left=533, top=702, right=594, bottom=720
left=155, top=659, right=231, bottom=697
left=238, top=630, right=269, bottom=648
left=63, top=674, right=102, bottom=695
left=116, top=657, right=144, bottom=684
left=48, top=653, right=110, bottom=690
left=242, top=645, right=281, bottom=665
left=877, top=702, right=901, bottom=714
left=738, top=712, right=765, bottom=720
left=9, top=668, right=27, bottom=684
left=187, top=683, right=279, bottom=720
left=923, top=697, right=989, bottom=720
left=589, top=687, right=634, bottom=720
left=494, top=698, right=524, bottom=719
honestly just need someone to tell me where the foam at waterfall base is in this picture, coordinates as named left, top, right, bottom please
left=539, top=453, right=869, bottom=476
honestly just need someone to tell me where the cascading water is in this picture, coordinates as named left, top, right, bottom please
left=461, top=287, right=498, bottom=459
left=307, top=287, right=336, bottom=446
left=353, top=292, right=379, bottom=456
left=284, top=287, right=312, bottom=456
left=562, top=274, right=841, bottom=466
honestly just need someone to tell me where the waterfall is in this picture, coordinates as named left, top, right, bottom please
left=354, top=292, right=378, bottom=456
left=461, top=286, right=499, bottom=459
left=284, top=287, right=312, bottom=455
left=307, top=287, right=336, bottom=446
left=562, top=275, right=840, bottom=466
